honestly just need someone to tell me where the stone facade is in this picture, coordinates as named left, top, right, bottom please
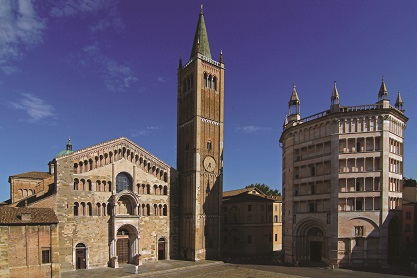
left=222, top=188, right=282, bottom=256
left=280, top=81, right=408, bottom=267
left=51, top=137, right=178, bottom=270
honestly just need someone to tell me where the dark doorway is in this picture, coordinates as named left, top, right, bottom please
left=117, top=238, right=129, bottom=263
left=388, top=218, right=400, bottom=264
left=158, top=238, right=166, bottom=260
left=310, top=241, right=321, bottom=262
left=75, top=243, right=86, bottom=269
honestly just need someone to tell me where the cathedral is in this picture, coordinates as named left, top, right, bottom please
left=0, top=7, right=223, bottom=276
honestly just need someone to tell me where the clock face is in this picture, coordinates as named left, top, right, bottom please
left=203, top=156, right=216, bottom=172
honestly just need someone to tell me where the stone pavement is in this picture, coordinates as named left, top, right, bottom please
left=61, top=260, right=416, bottom=278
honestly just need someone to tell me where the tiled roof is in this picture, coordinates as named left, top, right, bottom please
left=223, top=188, right=258, bottom=198
left=223, top=187, right=282, bottom=202
left=9, top=171, right=52, bottom=180
left=0, top=207, right=58, bottom=224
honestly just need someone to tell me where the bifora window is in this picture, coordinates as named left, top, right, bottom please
left=116, top=172, right=132, bottom=193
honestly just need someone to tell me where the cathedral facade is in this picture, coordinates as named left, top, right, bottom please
left=0, top=7, right=223, bottom=274
left=280, top=81, right=407, bottom=267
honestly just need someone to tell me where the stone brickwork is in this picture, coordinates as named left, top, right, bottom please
left=177, top=9, right=224, bottom=261
left=51, top=137, right=177, bottom=271
left=0, top=223, right=59, bottom=278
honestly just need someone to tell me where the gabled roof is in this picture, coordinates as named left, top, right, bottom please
left=0, top=207, right=58, bottom=225
left=190, top=5, right=211, bottom=59
left=56, top=136, right=173, bottom=171
left=9, top=171, right=52, bottom=180
left=223, top=187, right=265, bottom=198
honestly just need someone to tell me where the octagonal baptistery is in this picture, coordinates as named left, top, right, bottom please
left=280, top=81, right=408, bottom=267
left=50, top=137, right=179, bottom=270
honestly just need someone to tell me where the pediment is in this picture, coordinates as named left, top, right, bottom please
left=58, top=137, right=174, bottom=182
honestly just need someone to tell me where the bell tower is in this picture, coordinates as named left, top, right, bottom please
left=177, top=5, right=224, bottom=260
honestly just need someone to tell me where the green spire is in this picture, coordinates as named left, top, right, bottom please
left=190, top=5, right=212, bottom=59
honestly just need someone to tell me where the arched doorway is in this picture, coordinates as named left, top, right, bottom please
left=295, top=220, right=327, bottom=263
left=116, top=225, right=139, bottom=264
left=388, top=218, right=400, bottom=264
left=75, top=243, right=87, bottom=269
left=158, top=238, right=166, bottom=260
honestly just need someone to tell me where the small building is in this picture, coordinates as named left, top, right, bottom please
left=222, top=188, right=282, bottom=257
left=0, top=207, right=60, bottom=278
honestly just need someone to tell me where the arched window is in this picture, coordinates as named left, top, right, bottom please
left=163, top=205, right=167, bottom=216
left=18, top=189, right=23, bottom=196
left=116, top=172, right=132, bottom=193
left=81, top=202, right=86, bottom=216
left=74, top=202, right=79, bottom=216
left=213, top=76, right=217, bottom=90
left=163, top=186, right=168, bottom=195
left=146, top=204, right=150, bottom=216
left=208, top=75, right=212, bottom=88
left=204, top=73, right=208, bottom=87
left=74, top=179, right=79, bottom=190
left=80, top=179, right=85, bottom=191
left=154, top=204, right=158, bottom=216
left=87, top=203, right=92, bottom=216
left=147, top=184, right=151, bottom=194
left=103, top=203, right=107, bottom=216
left=97, top=203, right=101, bottom=216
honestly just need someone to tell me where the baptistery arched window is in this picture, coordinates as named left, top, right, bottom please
left=116, top=172, right=132, bottom=193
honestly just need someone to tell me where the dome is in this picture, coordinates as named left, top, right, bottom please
left=55, top=137, right=73, bottom=158
left=55, top=149, right=73, bottom=158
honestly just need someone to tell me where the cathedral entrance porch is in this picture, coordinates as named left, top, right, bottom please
left=111, top=224, right=140, bottom=267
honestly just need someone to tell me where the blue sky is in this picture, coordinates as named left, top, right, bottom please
left=1, top=0, right=417, bottom=202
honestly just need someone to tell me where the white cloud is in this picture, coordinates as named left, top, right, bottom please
left=81, top=44, right=138, bottom=92
left=131, top=126, right=160, bottom=137
left=236, top=125, right=272, bottom=134
left=49, top=0, right=107, bottom=17
left=0, top=0, right=46, bottom=73
left=10, top=93, right=55, bottom=122
left=158, top=76, right=167, bottom=83
left=50, top=0, right=124, bottom=33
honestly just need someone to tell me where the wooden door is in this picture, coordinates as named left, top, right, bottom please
left=76, top=248, right=86, bottom=269
left=117, top=238, right=129, bottom=263
left=158, top=239, right=166, bottom=260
